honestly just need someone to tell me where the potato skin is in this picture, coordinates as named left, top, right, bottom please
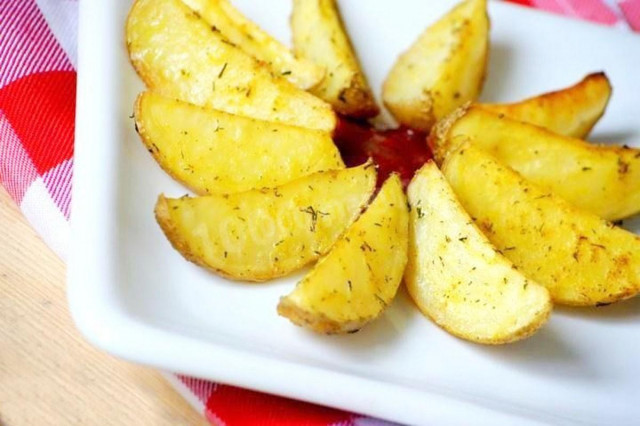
left=442, top=144, right=640, bottom=306
left=278, top=175, right=408, bottom=334
left=181, top=0, right=324, bottom=90
left=405, top=162, right=551, bottom=344
left=155, top=163, right=376, bottom=282
left=432, top=105, right=640, bottom=221
left=382, top=0, right=489, bottom=132
left=482, top=72, right=612, bottom=139
left=291, top=0, right=379, bottom=118
left=134, top=92, right=344, bottom=195
left=126, top=0, right=335, bottom=131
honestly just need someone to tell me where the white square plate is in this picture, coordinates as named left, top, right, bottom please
left=69, top=1, right=640, bottom=425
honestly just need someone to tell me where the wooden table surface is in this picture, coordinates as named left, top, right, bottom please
left=0, top=186, right=208, bottom=425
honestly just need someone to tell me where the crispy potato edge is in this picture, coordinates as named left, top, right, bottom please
left=277, top=298, right=366, bottom=334
left=428, top=103, right=472, bottom=164
left=133, top=93, right=204, bottom=195
left=154, top=194, right=272, bottom=282
left=423, top=297, right=552, bottom=345
left=480, top=72, right=612, bottom=139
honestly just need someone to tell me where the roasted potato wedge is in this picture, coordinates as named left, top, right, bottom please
left=181, top=0, right=324, bottom=90
left=135, top=92, right=343, bottom=195
left=291, top=0, right=379, bottom=118
left=155, top=163, right=376, bottom=281
left=126, top=0, right=335, bottom=131
left=278, top=175, right=408, bottom=334
left=431, top=106, right=640, bottom=221
left=442, top=143, right=640, bottom=306
left=382, top=0, right=489, bottom=132
left=405, top=162, right=551, bottom=344
left=482, top=72, right=612, bottom=139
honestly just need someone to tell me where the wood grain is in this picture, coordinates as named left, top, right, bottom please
left=0, top=186, right=208, bottom=425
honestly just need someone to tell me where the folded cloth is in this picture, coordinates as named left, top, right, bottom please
left=0, top=0, right=636, bottom=424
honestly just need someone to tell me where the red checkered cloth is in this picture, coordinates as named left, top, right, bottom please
left=1, top=0, right=637, bottom=424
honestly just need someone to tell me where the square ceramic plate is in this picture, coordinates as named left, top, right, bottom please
left=69, top=1, right=640, bottom=424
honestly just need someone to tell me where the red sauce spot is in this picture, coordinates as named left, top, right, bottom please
left=333, top=117, right=432, bottom=188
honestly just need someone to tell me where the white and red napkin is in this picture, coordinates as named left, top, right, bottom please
left=1, top=0, right=637, bottom=424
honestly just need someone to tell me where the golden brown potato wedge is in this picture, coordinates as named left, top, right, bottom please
left=382, top=0, right=489, bottom=132
left=181, top=0, right=324, bottom=90
left=442, top=143, right=640, bottom=307
left=155, top=163, right=376, bottom=281
left=481, top=72, right=612, bottom=139
left=431, top=105, right=640, bottom=221
left=135, top=92, right=344, bottom=195
left=126, top=0, right=335, bottom=131
left=278, top=175, right=408, bottom=334
left=291, top=0, right=379, bottom=118
left=405, top=162, right=551, bottom=344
